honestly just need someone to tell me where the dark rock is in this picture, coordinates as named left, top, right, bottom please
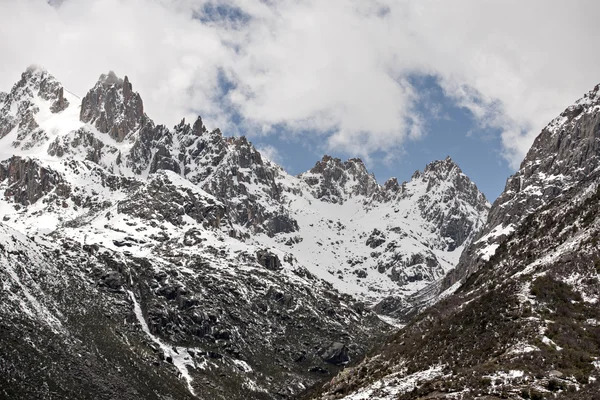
left=102, top=272, right=124, bottom=290
left=80, top=72, right=145, bottom=142
left=366, top=229, right=386, bottom=248
left=320, top=342, right=350, bottom=365
left=256, top=250, right=282, bottom=271
left=0, top=156, right=71, bottom=206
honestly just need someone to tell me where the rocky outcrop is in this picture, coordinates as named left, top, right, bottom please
left=129, top=124, right=176, bottom=174
left=256, top=249, right=282, bottom=271
left=117, top=171, right=226, bottom=229
left=80, top=72, right=145, bottom=142
left=319, top=342, right=350, bottom=365
left=50, top=86, right=69, bottom=113
left=443, top=83, right=600, bottom=291
left=0, top=156, right=70, bottom=206
left=174, top=119, right=298, bottom=236
left=300, top=156, right=380, bottom=203
left=47, top=128, right=117, bottom=165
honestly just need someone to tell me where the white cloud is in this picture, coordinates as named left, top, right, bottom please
left=255, top=144, right=283, bottom=166
left=1, top=0, right=599, bottom=169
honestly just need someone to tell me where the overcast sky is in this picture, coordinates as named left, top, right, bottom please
left=2, top=0, right=599, bottom=200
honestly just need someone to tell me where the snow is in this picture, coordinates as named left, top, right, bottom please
left=483, top=370, right=526, bottom=386
left=476, top=224, right=514, bottom=245
left=541, top=336, right=563, bottom=351
left=0, top=224, right=65, bottom=333
left=232, top=359, right=253, bottom=373
left=506, top=342, right=539, bottom=355
left=249, top=166, right=486, bottom=305
left=438, top=280, right=463, bottom=299
left=377, top=315, right=406, bottom=329
left=128, top=290, right=197, bottom=395
left=339, top=365, right=446, bottom=400
left=479, top=243, right=499, bottom=261
left=476, top=224, right=515, bottom=261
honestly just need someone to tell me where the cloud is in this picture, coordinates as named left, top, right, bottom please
left=255, top=144, right=283, bottom=166
left=1, top=0, right=599, bottom=169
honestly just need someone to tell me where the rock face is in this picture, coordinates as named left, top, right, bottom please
left=0, top=67, right=491, bottom=399
left=443, top=83, right=600, bottom=292
left=80, top=72, right=145, bottom=142
left=0, top=156, right=70, bottom=206
left=301, top=156, right=380, bottom=203
left=308, top=82, right=600, bottom=400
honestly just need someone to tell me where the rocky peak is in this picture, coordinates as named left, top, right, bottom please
left=443, top=81, right=600, bottom=291
left=80, top=71, right=146, bottom=142
left=494, top=84, right=600, bottom=230
left=176, top=117, right=227, bottom=183
left=17, top=66, right=66, bottom=104
left=192, top=116, right=209, bottom=136
left=423, top=155, right=458, bottom=175
left=383, top=176, right=400, bottom=192
left=300, top=155, right=379, bottom=203
left=0, top=66, right=69, bottom=143
left=196, top=134, right=297, bottom=236
left=411, top=158, right=489, bottom=251
left=486, top=83, right=600, bottom=229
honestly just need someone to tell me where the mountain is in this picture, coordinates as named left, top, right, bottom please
left=444, top=83, right=600, bottom=290
left=307, top=85, right=600, bottom=399
left=0, top=66, right=489, bottom=399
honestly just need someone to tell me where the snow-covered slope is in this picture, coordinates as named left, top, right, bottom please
left=260, top=156, right=488, bottom=308
left=0, top=66, right=489, bottom=399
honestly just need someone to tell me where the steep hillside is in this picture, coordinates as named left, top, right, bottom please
left=307, top=85, right=600, bottom=400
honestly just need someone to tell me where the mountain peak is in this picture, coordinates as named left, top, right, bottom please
left=443, top=81, right=600, bottom=293
left=309, top=155, right=368, bottom=175
left=423, top=155, right=459, bottom=174
left=80, top=71, right=146, bottom=142
left=302, top=155, right=378, bottom=203
left=0, top=65, right=69, bottom=142
left=97, top=71, right=123, bottom=87
left=490, top=81, right=600, bottom=229
left=24, top=64, right=48, bottom=76
left=410, top=156, right=460, bottom=182
left=17, top=65, right=62, bottom=97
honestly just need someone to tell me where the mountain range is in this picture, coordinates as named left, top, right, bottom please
left=0, top=66, right=489, bottom=399
left=2, top=65, right=599, bottom=400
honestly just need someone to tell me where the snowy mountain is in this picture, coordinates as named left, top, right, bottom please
left=0, top=66, right=489, bottom=399
left=445, top=82, right=600, bottom=291
left=308, top=84, right=600, bottom=399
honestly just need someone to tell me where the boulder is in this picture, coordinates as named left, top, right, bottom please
left=320, top=342, right=350, bottom=365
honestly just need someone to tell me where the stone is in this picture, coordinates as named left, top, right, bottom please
left=320, top=342, right=350, bottom=365
left=256, top=250, right=282, bottom=271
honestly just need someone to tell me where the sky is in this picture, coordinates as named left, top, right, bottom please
left=1, top=0, right=600, bottom=201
